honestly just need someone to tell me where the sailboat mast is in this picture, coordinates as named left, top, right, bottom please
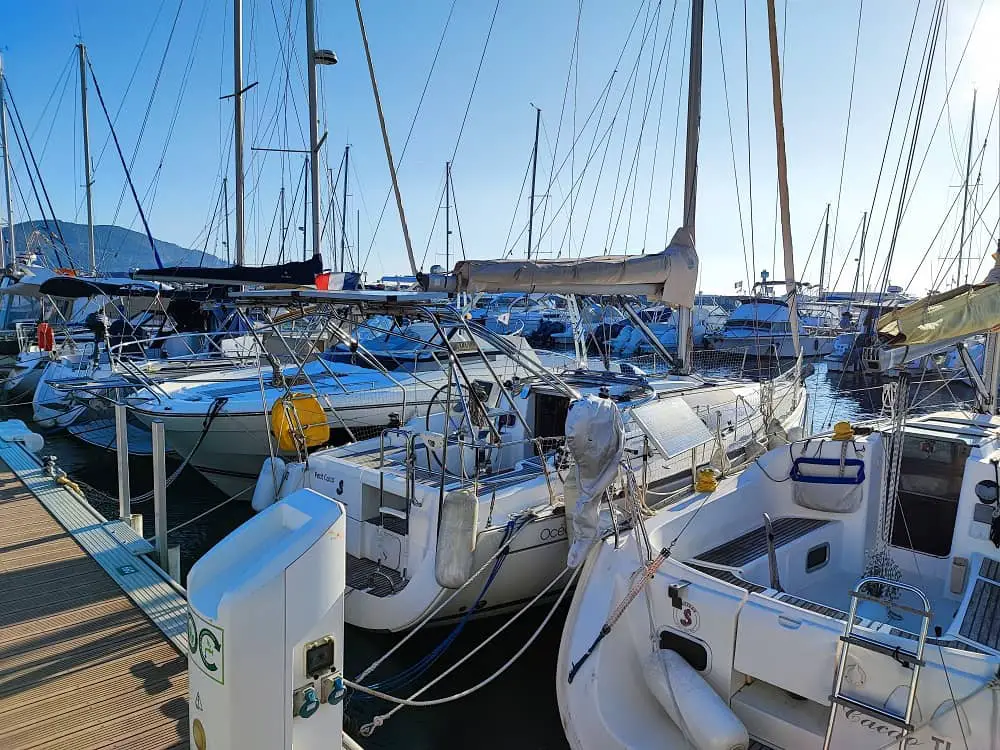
left=527, top=106, right=541, bottom=260
left=959, top=90, right=976, bottom=287
left=77, top=44, right=96, bottom=275
left=818, top=203, right=830, bottom=299
left=852, top=211, right=867, bottom=296
left=354, top=0, right=416, bottom=275
left=0, top=56, right=15, bottom=267
left=765, top=0, right=800, bottom=357
left=445, top=161, right=451, bottom=269
left=233, top=0, right=245, bottom=266
left=305, top=0, right=326, bottom=261
left=302, top=156, right=309, bottom=262
left=340, top=144, right=349, bottom=272
left=675, top=0, right=704, bottom=373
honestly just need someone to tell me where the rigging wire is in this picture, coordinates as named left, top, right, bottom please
left=4, top=83, right=70, bottom=264
left=602, top=0, right=659, bottom=253
left=641, top=0, right=681, bottom=254
left=360, top=0, right=458, bottom=273
left=106, top=0, right=186, bottom=220
left=827, top=0, right=864, bottom=285
left=851, top=0, right=926, bottom=295
left=713, top=0, right=752, bottom=289
left=663, top=8, right=689, bottom=245
left=86, top=57, right=164, bottom=268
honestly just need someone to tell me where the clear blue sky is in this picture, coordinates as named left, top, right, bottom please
left=1, top=0, right=997, bottom=294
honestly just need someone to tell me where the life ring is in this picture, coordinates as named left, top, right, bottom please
left=36, top=322, right=55, bottom=352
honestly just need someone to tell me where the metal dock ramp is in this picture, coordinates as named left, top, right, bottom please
left=0, top=443, right=189, bottom=749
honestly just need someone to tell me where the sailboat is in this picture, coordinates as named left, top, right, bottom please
left=257, top=0, right=811, bottom=637
left=556, top=250, right=1000, bottom=749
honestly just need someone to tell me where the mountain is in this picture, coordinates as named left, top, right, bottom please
left=9, top=220, right=226, bottom=273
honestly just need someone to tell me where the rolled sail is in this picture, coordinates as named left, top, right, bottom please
left=424, top=228, right=699, bottom=307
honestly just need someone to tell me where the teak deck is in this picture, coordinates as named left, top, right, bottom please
left=0, top=464, right=189, bottom=749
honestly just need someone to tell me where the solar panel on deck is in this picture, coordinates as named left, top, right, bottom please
left=630, top=398, right=713, bottom=459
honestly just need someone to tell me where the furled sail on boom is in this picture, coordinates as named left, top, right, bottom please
left=421, top=229, right=698, bottom=307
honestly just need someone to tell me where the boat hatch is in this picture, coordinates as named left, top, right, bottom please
left=891, top=433, right=968, bottom=557
left=631, top=398, right=713, bottom=460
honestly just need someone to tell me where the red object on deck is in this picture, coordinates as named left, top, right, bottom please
left=36, top=322, right=55, bottom=351
left=315, top=272, right=331, bottom=290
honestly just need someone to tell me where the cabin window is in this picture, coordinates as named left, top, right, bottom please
left=533, top=392, right=570, bottom=445
left=890, top=435, right=968, bottom=557
left=806, top=543, right=830, bottom=573
left=658, top=630, right=708, bottom=671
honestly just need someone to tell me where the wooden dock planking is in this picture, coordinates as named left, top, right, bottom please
left=0, top=463, right=189, bottom=750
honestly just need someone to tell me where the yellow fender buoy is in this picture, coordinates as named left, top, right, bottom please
left=831, top=421, right=855, bottom=441
left=695, top=468, right=718, bottom=493
left=270, top=392, right=331, bottom=452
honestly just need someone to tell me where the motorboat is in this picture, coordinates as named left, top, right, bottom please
left=706, top=296, right=840, bottom=358
left=609, top=303, right=728, bottom=356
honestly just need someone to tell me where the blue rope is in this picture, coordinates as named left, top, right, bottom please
left=350, top=514, right=530, bottom=708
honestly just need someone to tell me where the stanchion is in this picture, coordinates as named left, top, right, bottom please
left=152, top=419, right=169, bottom=575
left=115, top=402, right=142, bottom=535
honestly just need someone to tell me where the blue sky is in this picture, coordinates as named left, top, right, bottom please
left=1, top=0, right=997, bottom=294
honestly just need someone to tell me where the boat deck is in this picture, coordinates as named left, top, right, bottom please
left=0, top=459, right=189, bottom=749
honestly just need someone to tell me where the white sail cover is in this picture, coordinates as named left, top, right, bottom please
left=450, top=228, right=698, bottom=306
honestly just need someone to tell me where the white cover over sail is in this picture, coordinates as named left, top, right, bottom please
left=450, top=229, right=698, bottom=306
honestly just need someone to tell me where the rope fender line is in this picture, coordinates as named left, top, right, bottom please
left=567, top=545, right=670, bottom=684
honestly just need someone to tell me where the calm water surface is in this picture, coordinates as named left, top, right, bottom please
left=6, top=361, right=973, bottom=749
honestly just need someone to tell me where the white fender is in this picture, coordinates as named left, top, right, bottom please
left=435, top=488, right=478, bottom=588
left=0, top=419, right=44, bottom=455
left=277, top=461, right=308, bottom=502
left=251, top=456, right=287, bottom=512
left=642, top=649, right=749, bottom=750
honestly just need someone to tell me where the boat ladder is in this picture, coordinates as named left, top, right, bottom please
left=823, top=576, right=932, bottom=750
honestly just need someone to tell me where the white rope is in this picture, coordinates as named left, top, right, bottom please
left=355, top=564, right=578, bottom=735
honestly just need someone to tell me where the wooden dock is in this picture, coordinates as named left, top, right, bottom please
left=0, top=445, right=189, bottom=749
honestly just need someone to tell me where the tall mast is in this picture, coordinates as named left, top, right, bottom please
left=852, top=211, right=867, bottom=296
left=674, top=0, right=704, bottom=373
left=233, top=0, right=245, bottom=265
left=0, top=56, right=15, bottom=267
left=766, top=0, right=800, bottom=357
left=355, top=0, right=415, bottom=275
left=817, top=203, right=830, bottom=299
left=305, top=0, right=331, bottom=262
left=77, top=44, right=96, bottom=275
left=958, top=90, right=976, bottom=287
left=527, top=106, right=541, bottom=260
left=340, top=144, right=349, bottom=271
left=445, top=161, right=451, bottom=269
left=302, top=156, right=309, bottom=261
